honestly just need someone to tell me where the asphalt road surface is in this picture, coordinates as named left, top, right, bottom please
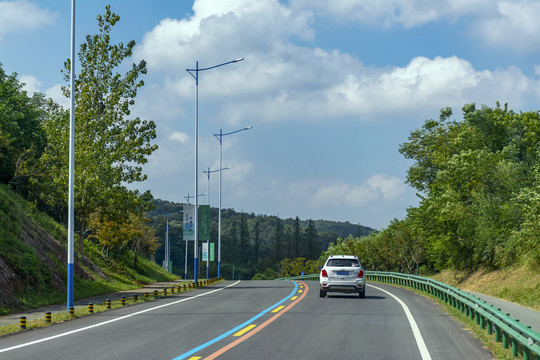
left=0, top=280, right=493, bottom=360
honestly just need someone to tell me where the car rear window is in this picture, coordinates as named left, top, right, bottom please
left=327, top=259, right=359, bottom=267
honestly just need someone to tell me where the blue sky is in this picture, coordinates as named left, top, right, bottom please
left=2, top=0, right=540, bottom=229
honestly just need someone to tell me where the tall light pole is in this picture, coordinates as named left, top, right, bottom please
left=186, top=58, right=243, bottom=285
left=203, top=166, right=231, bottom=279
left=213, top=126, right=252, bottom=278
left=164, top=211, right=182, bottom=272
left=203, top=167, right=231, bottom=206
left=184, top=193, right=206, bottom=204
left=67, top=0, right=76, bottom=313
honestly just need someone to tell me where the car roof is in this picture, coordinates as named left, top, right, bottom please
left=328, top=255, right=358, bottom=259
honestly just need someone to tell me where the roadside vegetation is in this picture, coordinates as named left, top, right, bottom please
left=311, top=104, right=540, bottom=310
left=0, top=183, right=177, bottom=315
left=0, top=6, right=172, bottom=315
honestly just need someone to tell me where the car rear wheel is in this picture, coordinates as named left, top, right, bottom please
left=319, top=289, right=327, bottom=298
left=358, top=289, right=365, bottom=298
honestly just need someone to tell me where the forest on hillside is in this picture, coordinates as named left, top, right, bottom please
left=146, top=199, right=373, bottom=279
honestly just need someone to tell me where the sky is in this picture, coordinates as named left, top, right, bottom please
left=1, top=0, right=540, bottom=230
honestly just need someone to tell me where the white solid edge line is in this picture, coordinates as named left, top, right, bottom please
left=0, top=281, right=242, bottom=353
left=368, top=284, right=432, bottom=360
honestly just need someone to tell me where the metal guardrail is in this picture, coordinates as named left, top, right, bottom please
left=277, top=271, right=539, bottom=359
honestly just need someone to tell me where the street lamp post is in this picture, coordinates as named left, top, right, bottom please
left=164, top=211, right=182, bottom=273
left=184, top=193, right=206, bottom=204
left=186, top=58, right=243, bottom=285
left=203, top=166, right=231, bottom=279
left=203, top=167, right=231, bottom=206
left=213, top=126, right=252, bottom=278
left=67, top=0, right=76, bottom=314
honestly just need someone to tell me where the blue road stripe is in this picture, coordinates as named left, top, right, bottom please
left=172, top=281, right=299, bottom=360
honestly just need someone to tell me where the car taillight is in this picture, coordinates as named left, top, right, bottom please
left=357, top=270, right=364, bottom=278
left=321, top=269, right=328, bottom=277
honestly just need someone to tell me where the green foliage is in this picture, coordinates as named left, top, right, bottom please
left=0, top=184, right=176, bottom=314
left=30, top=6, right=157, bottom=253
left=398, top=103, right=540, bottom=271
left=317, top=104, right=540, bottom=273
left=252, top=268, right=279, bottom=280
left=279, top=257, right=322, bottom=277
left=0, top=184, right=58, bottom=292
left=0, top=63, right=47, bottom=186
left=146, top=200, right=373, bottom=279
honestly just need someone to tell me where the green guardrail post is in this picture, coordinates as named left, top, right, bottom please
left=502, top=331, right=509, bottom=349
left=486, top=319, right=492, bottom=335
left=511, top=337, right=518, bottom=357
left=494, top=324, right=502, bottom=342
left=522, top=345, right=531, bottom=360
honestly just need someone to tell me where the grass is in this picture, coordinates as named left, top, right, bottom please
left=0, top=184, right=181, bottom=315
left=430, top=265, right=540, bottom=311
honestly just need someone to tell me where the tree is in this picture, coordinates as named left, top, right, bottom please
left=304, top=220, right=320, bottom=259
left=88, top=211, right=159, bottom=266
left=239, top=213, right=250, bottom=263
left=0, top=64, right=46, bottom=187
left=226, top=221, right=238, bottom=263
left=253, top=221, right=261, bottom=263
left=34, top=6, right=157, bottom=252
left=274, top=216, right=282, bottom=262
left=293, top=216, right=301, bottom=258
left=399, top=103, right=540, bottom=270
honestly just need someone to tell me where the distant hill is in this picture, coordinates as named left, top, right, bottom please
left=146, top=198, right=375, bottom=278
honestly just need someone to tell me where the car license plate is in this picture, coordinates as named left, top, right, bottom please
left=337, top=271, right=348, bottom=275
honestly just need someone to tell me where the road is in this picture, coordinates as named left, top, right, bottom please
left=0, top=280, right=492, bottom=360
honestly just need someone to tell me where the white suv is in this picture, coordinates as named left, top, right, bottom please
left=319, top=255, right=366, bottom=298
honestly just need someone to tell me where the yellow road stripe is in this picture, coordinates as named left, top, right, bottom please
left=188, top=357, right=201, bottom=360
left=291, top=296, right=298, bottom=300
left=298, top=290, right=303, bottom=293
left=271, top=306, right=285, bottom=313
left=234, top=325, right=256, bottom=337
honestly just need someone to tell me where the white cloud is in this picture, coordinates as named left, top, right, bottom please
left=218, top=55, right=540, bottom=124
left=292, top=174, right=406, bottom=209
left=290, top=0, right=492, bottom=28
left=224, top=160, right=254, bottom=186
left=44, top=84, right=69, bottom=109
left=0, top=0, right=56, bottom=34
left=134, top=0, right=540, bottom=129
left=474, top=0, right=540, bottom=51
left=366, top=174, right=406, bottom=200
left=290, top=0, right=540, bottom=52
left=18, top=74, right=42, bottom=95
left=134, top=0, right=313, bottom=74
left=169, top=131, right=191, bottom=143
